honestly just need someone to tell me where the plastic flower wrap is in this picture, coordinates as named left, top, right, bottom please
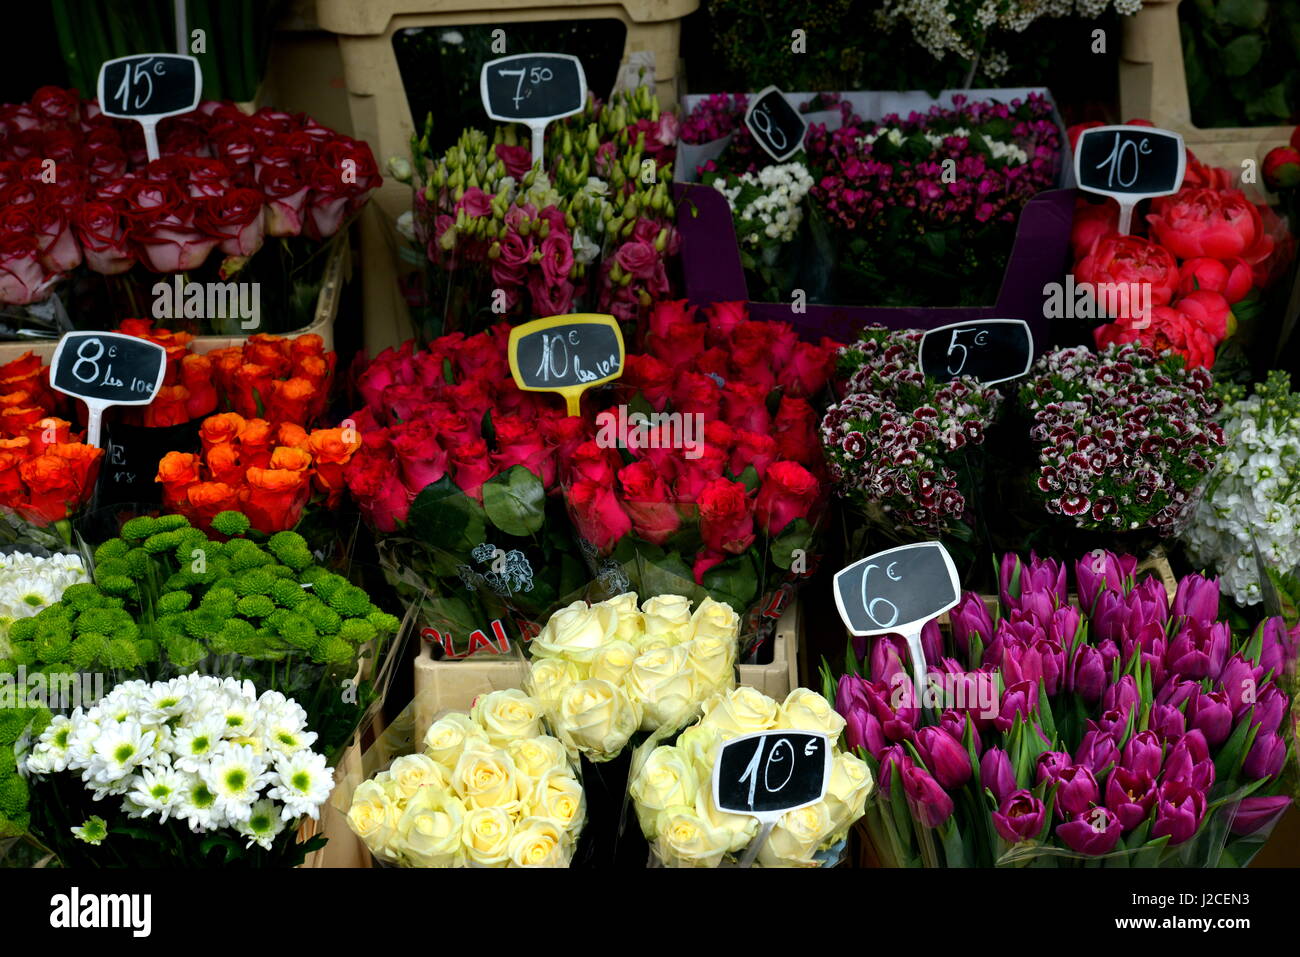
left=343, top=328, right=597, bottom=656
left=702, top=161, right=814, bottom=300
left=565, top=299, right=836, bottom=659
left=403, top=84, right=677, bottom=335
left=156, top=414, right=360, bottom=534
left=1019, top=343, right=1224, bottom=536
left=0, top=87, right=379, bottom=319
left=1182, top=372, right=1300, bottom=605
left=629, top=686, right=872, bottom=867
left=822, top=325, right=1003, bottom=550
left=0, top=512, right=402, bottom=762
left=525, top=592, right=741, bottom=763
left=345, top=690, right=585, bottom=867
left=23, top=674, right=332, bottom=866
left=834, top=551, right=1294, bottom=867
left=802, top=93, right=1062, bottom=307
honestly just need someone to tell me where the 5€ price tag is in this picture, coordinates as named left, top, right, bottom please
left=713, top=730, right=831, bottom=867
left=918, top=319, right=1034, bottom=386
left=1074, top=125, right=1185, bottom=235
left=97, top=54, right=202, bottom=162
left=50, top=332, right=167, bottom=449
left=508, top=313, right=624, bottom=416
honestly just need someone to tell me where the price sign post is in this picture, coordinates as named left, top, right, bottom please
left=97, top=54, right=202, bottom=162
left=918, top=319, right=1034, bottom=385
left=508, top=313, right=624, bottom=415
left=713, top=730, right=831, bottom=868
left=1074, top=125, right=1185, bottom=236
left=481, top=53, right=587, bottom=172
left=50, top=332, right=167, bottom=449
left=744, top=86, right=808, bottom=162
left=833, top=541, right=961, bottom=699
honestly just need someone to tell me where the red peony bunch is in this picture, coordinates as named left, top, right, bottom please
left=0, top=351, right=102, bottom=525
left=0, top=86, right=379, bottom=305
left=156, top=412, right=360, bottom=533
left=565, top=300, right=837, bottom=614
left=1069, top=121, right=1293, bottom=369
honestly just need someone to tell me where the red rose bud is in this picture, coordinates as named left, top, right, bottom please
left=389, top=419, right=448, bottom=493
left=568, top=478, right=632, bottom=553
left=617, top=460, right=680, bottom=545
left=696, top=476, right=754, bottom=555
left=1263, top=146, right=1300, bottom=190
left=721, top=382, right=771, bottom=433
left=492, top=414, right=555, bottom=487
left=728, top=430, right=779, bottom=479
left=772, top=395, right=820, bottom=465
left=754, top=460, right=819, bottom=535
left=993, top=790, right=1046, bottom=842
left=777, top=339, right=837, bottom=397
left=623, top=353, right=674, bottom=410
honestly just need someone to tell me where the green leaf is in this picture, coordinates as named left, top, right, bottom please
left=700, top=552, right=759, bottom=611
left=482, top=465, right=546, bottom=537
left=1214, top=714, right=1260, bottom=784
left=407, top=475, right=487, bottom=555
left=1222, top=35, right=1263, bottom=77
left=771, top=517, right=814, bottom=569
left=1247, top=83, right=1292, bottom=122
left=737, top=464, right=761, bottom=493
left=1217, top=0, right=1268, bottom=29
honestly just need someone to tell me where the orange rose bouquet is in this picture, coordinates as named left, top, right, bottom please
left=205, top=332, right=335, bottom=426
left=156, top=412, right=360, bottom=534
left=113, top=319, right=220, bottom=427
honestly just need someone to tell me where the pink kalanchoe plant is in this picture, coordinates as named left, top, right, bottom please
left=827, top=551, right=1296, bottom=867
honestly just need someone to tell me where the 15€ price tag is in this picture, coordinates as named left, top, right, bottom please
left=97, top=54, right=202, bottom=162
left=1074, top=125, right=1185, bottom=235
left=713, top=730, right=831, bottom=867
left=50, top=332, right=167, bottom=449
left=481, top=53, right=587, bottom=173
left=508, top=313, right=624, bottom=415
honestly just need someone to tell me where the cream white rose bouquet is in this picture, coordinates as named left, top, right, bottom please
left=525, top=592, right=742, bottom=762
left=346, top=689, right=585, bottom=867
left=630, top=686, right=874, bottom=867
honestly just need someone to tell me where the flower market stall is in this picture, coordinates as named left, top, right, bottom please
left=0, top=0, right=1298, bottom=908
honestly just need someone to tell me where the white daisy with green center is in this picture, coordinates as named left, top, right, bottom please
left=88, top=720, right=155, bottom=786
left=236, top=798, right=287, bottom=850
left=126, top=766, right=187, bottom=822
left=203, top=744, right=270, bottom=823
left=28, top=714, right=75, bottom=774
left=173, top=720, right=224, bottom=774
left=176, top=776, right=224, bottom=831
left=268, top=750, right=334, bottom=820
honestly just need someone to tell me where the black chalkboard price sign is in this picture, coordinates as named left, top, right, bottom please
left=713, top=730, right=831, bottom=866
left=1074, top=125, right=1185, bottom=235
left=97, top=54, right=202, bottom=162
left=50, top=331, right=167, bottom=449
left=508, top=313, right=624, bottom=415
left=481, top=53, right=587, bottom=172
left=918, top=319, right=1034, bottom=386
left=744, top=86, right=808, bottom=162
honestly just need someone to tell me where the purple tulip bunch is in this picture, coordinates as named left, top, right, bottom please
left=831, top=550, right=1296, bottom=867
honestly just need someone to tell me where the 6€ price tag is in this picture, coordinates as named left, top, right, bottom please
left=713, top=730, right=831, bottom=867
left=508, top=313, right=624, bottom=416
left=50, top=332, right=167, bottom=449
left=97, top=54, right=202, bottom=162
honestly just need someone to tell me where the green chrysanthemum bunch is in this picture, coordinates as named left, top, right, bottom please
left=0, top=706, right=49, bottom=837
left=2, top=512, right=400, bottom=675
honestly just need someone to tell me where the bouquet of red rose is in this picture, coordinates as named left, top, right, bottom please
left=401, top=84, right=678, bottom=339
left=0, top=86, right=378, bottom=334
left=156, top=413, right=359, bottom=535
left=562, top=300, right=837, bottom=657
left=342, top=328, right=598, bottom=656
left=0, top=352, right=101, bottom=542
left=1070, top=123, right=1294, bottom=371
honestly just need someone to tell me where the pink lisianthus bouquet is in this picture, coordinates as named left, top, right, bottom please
left=831, top=550, right=1296, bottom=867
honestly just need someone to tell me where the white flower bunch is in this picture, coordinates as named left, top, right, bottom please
left=715, top=162, right=813, bottom=246
left=25, top=674, right=332, bottom=850
left=526, top=593, right=741, bottom=761
left=0, top=551, right=87, bottom=650
left=856, top=126, right=1029, bottom=165
left=630, top=686, right=873, bottom=867
left=1183, top=373, right=1300, bottom=605
left=347, top=690, right=584, bottom=867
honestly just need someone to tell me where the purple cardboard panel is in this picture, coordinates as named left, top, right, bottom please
left=672, top=182, right=1074, bottom=351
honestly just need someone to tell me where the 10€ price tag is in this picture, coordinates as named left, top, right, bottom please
left=50, top=332, right=167, bottom=449
left=508, top=313, right=624, bottom=415
left=1074, top=125, right=1185, bottom=235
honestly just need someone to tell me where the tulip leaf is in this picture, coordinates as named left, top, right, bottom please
left=771, top=518, right=813, bottom=569
left=407, top=475, right=487, bottom=555
left=841, top=638, right=860, bottom=679
left=1214, top=714, right=1260, bottom=786
left=1036, top=679, right=1056, bottom=742
left=482, top=465, right=546, bottom=537
left=939, top=817, right=967, bottom=868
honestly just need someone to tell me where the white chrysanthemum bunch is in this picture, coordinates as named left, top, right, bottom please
left=25, top=674, right=331, bottom=850
left=877, top=0, right=1143, bottom=77
left=1183, top=372, right=1300, bottom=606
left=526, top=593, right=741, bottom=762
left=630, top=686, right=873, bottom=867
left=347, top=690, right=584, bottom=867
left=715, top=162, right=814, bottom=246
left=0, top=551, right=87, bottom=649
